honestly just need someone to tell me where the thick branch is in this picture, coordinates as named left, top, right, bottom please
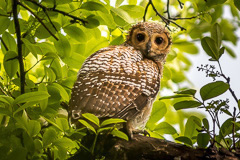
left=12, top=0, right=25, bottom=94
left=18, top=1, right=59, bottom=41
left=25, top=0, right=87, bottom=25
left=104, top=135, right=239, bottom=160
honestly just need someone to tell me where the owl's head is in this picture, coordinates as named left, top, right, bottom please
left=126, top=22, right=171, bottom=62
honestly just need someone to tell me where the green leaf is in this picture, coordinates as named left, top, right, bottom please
left=111, top=129, right=128, bottom=141
left=174, top=100, right=202, bottom=110
left=0, top=95, right=14, bottom=105
left=35, top=22, right=60, bottom=39
left=14, top=101, right=39, bottom=115
left=54, top=34, right=71, bottom=58
left=1, top=32, right=17, bottom=54
left=45, top=67, right=56, bottom=82
left=224, top=45, right=236, bottom=58
left=53, top=137, right=75, bottom=148
left=27, top=120, right=41, bottom=137
left=79, top=119, right=96, bottom=134
left=101, top=118, right=126, bottom=127
left=115, top=0, right=124, bottom=7
left=238, top=100, right=240, bottom=110
left=211, top=23, right=222, bottom=49
left=159, top=94, right=192, bottom=100
left=147, top=101, right=167, bottom=130
left=197, top=133, right=210, bottom=148
left=200, top=81, right=229, bottom=101
left=51, top=83, right=69, bottom=101
left=111, top=7, right=134, bottom=25
left=22, top=38, right=43, bottom=58
left=82, top=113, right=100, bottom=127
left=206, top=0, right=227, bottom=6
left=41, top=116, right=63, bottom=131
left=0, top=17, right=10, bottom=34
left=81, top=1, right=109, bottom=13
left=85, top=16, right=100, bottom=29
left=173, top=41, right=198, bottom=54
left=184, top=116, right=201, bottom=138
left=43, top=128, right=57, bottom=148
left=201, top=37, right=219, bottom=60
left=166, top=50, right=177, bottom=61
left=13, top=91, right=50, bottom=105
left=110, top=35, right=124, bottom=45
left=119, top=5, right=144, bottom=18
left=175, top=136, right=193, bottom=146
left=42, top=52, right=59, bottom=60
left=153, top=122, right=177, bottom=135
left=56, top=118, right=69, bottom=132
left=203, top=118, right=209, bottom=131
left=3, top=51, right=19, bottom=78
left=234, top=0, right=240, bottom=11
left=64, top=26, right=86, bottom=43
left=174, top=89, right=197, bottom=96
left=219, top=118, right=238, bottom=137
left=163, top=66, right=172, bottom=80
left=38, top=83, right=48, bottom=111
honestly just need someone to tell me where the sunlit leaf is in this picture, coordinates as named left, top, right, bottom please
left=81, top=1, right=109, bottom=13
left=211, top=23, right=222, bottom=49
left=43, top=128, right=57, bottom=148
left=13, top=91, right=50, bottom=105
left=119, top=5, right=144, bottom=18
left=54, top=34, right=71, bottom=58
left=64, top=26, right=86, bottom=43
left=101, top=118, right=126, bottom=127
left=200, top=81, right=229, bottom=101
left=201, top=37, right=219, bottom=60
left=56, top=118, right=69, bottom=132
left=0, top=17, right=10, bottom=34
left=153, top=122, right=177, bottom=135
left=3, top=51, right=19, bottom=78
left=174, top=89, right=197, bottom=96
left=111, top=129, right=128, bottom=141
left=79, top=119, right=96, bottom=134
left=174, top=100, right=202, bottom=110
left=82, top=113, right=100, bottom=127
left=184, top=116, right=201, bottom=139
left=159, top=94, right=192, bottom=100
left=146, top=101, right=167, bottom=130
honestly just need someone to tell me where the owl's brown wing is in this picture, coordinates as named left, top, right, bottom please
left=69, top=45, right=160, bottom=121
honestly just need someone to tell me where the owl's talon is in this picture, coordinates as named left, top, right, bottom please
left=133, top=129, right=150, bottom=137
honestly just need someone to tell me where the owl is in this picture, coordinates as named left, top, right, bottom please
left=69, top=22, right=171, bottom=138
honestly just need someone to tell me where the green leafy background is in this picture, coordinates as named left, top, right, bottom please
left=0, top=0, right=239, bottom=159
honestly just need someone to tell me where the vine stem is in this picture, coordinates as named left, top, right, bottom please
left=217, top=61, right=239, bottom=104
left=12, top=0, right=25, bottom=94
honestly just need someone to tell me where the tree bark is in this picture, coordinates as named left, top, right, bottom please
left=104, top=135, right=240, bottom=160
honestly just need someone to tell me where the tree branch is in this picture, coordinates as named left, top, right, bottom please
left=144, top=0, right=200, bottom=31
left=24, top=0, right=87, bottom=25
left=12, top=0, right=25, bottom=94
left=18, top=1, right=59, bottom=41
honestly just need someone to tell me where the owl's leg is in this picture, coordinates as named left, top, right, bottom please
left=124, top=121, right=150, bottom=140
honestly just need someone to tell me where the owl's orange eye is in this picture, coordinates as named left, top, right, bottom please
left=136, top=33, right=145, bottom=42
left=155, top=37, right=163, bottom=45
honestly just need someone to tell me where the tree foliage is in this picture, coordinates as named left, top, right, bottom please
left=0, top=0, right=239, bottom=159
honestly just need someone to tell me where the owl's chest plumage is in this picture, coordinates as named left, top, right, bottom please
left=70, top=45, right=161, bottom=129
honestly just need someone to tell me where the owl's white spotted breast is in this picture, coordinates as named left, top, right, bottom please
left=69, top=45, right=161, bottom=120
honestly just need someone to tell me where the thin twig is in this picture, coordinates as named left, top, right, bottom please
left=25, top=0, right=87, bottom=25
left=177, top=0, right=184, bottom=9
left=0, top=86, right=8, bottom=96
left=217, top=61, right=239, bottom=104
left=0, top=13, right=10, bottom=17
left=18, top=1, right=59, bottom=41
left=12, top=0, right=25, bottom=94
left=232, top=107, right=236, bottom=150
left=143, top=2, right=151, bottom=22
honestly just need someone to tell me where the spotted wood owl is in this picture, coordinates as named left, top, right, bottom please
left=69, top=22, right=171, bottom=138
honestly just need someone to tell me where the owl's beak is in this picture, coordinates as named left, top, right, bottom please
left=146, top=41, right=152, bottom=54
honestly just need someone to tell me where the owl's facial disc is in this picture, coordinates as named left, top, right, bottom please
left=127, top=23, right=171, bottom=62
